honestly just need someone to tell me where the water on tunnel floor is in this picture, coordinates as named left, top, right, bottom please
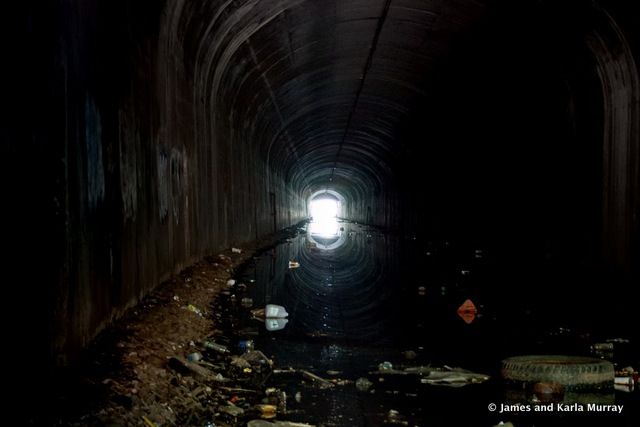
left=214, top=222, right=639, bottom=427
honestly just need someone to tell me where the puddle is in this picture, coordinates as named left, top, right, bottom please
left=214, top=222, right=639, bottom=426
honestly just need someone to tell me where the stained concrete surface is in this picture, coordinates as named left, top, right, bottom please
left=1, top=0, right=639, bottom=424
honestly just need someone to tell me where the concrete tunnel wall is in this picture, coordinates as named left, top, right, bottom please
left=1, top=0, right=639, bottom=374
left=2, top=1, right=312, bottom=366
left=51, top=0, right=316, bottom=363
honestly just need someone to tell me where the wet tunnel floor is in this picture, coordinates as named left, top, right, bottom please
left=215, top=221, right=639, bottom=427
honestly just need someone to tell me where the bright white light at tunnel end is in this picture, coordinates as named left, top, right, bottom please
left=309, top=198, right=340, bottom=237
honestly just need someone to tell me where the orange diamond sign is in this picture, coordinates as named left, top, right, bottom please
left=457, top=299, right=478, bottom=324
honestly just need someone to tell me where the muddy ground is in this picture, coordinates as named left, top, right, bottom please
left=39, top=226, right=304, bottom=427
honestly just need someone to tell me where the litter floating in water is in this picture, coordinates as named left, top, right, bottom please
left=533, top=382, right=565, bottom=402
left=457, top=299, right=477, bottom=324
left=419, top=367, right=490, bottom=387
left=265, top=304, right=289, bottom=318
left=256, top=404, right=277, bottom=419
left=614, top=376, right=634, bottom=392
left=237, top=339, right=254, bottom=353
left=265, top=318, right=288, bottom=331
left=355, top=377, right=373, bottom=391
left=606, top=337, right=630, bottom=344
left=288, top=261, right=300, bottom=269
left=370, top=364, right=490, bottom=387
left=378, top=361, right=393, bottom=371
left=301, top=370, right=334, bottom=389
left=218, top=404, right=244, bottom=417
left=592, top=342, right=614, bottom=351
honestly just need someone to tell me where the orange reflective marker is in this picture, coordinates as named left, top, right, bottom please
left=457, top=299, right=478, bottom=324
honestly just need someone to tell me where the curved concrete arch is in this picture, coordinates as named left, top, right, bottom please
left=586, top=8, right=640, bottom=273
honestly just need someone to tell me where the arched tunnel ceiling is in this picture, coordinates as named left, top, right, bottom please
left=183, top=0, right=488, bottom=195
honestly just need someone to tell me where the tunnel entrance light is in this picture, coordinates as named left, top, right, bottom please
left=309, top=198, right=340, bottom=237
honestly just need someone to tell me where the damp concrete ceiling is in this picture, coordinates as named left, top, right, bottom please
left=184, top=0, right=487, bottom=198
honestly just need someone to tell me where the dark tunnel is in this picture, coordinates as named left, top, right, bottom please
left=1, top=0, right=639, bottom=425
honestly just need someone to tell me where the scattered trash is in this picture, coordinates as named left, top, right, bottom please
left=142, top=415, right=158, bottom=427
left=355, top=377, right=373, bottom=391
left=615, top=376, right=634, bottom=385
left=230, top=355, right=252, bottom=369
left=173, top=295, right=180, bottom=301
left=248, top=421, right=315, bottom=427
left=226, top=279, right=236, bottom=287
left=614, top=376, right=634, bottom=392
left=457, top=299, right=477, bottom=324
left=218, top=404, right=244, bottom=417
left=493, top=422, right=515, bottom=427
left=265, top=387, right=287, bottom=412
left=265, top=318, right=289, bottom=331
left=251, top=308, right=266, bottom=319
left=168, top=356, right=226, bottom=381
left=590, top=341, right=617, bottom=360
left=241, top=297, right=254, bottom=308
left=187, top=352, right=203, bottom=362
left=501, top=355, right=613, bottom=390
left=370, top=365, right=490, bottom=386
left=378, top=361, right=393, bottom=371
left=273, top=367, right=297, bottom=374
left=385, top=409, right=408, bottom=425
left=241, top=350, right=274, bottom=370
left=237, top=339, right=255, bottom=353
left=256, top=404, right=277, bottom=419
left=248, top=421, right=275, bottom=427
left=419, top=367, right=490, bottom=387
left=265, top=304, right=289, bottom=318
left=615, top=381, right=635, bottom=392
left=533, top=382, right=565, bottom=402
left=326, top=370, right=341, bottom=376
left=592, top=342, right=614, bottom=351
left=301, top=370, right=334, bottom=389
left=203, top=341, right=230, bottom=354
left=187, top=304, right=203, bottom=316
left=231, top=247, right=242, bottom=254
left=606, top=338, right=630, bottom=344
left=417, top=286, right=426, bottom=296
left=294, top=391, right=302, bottom=402
left=617, top=367, right=636, bottom=384
left=288, top=261, right=300, bottom=269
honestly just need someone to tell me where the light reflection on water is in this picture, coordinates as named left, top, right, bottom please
left=309, top=217, right=339, bottom=237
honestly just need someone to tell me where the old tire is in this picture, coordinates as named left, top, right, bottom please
left=501, top=355, right=614, bottom=391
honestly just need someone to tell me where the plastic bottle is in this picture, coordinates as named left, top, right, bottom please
left=265, top=318, right=288, bottom=331
left=265, top=304, right=289, bottom=318
left=203, top=341, right=230, bottom=354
